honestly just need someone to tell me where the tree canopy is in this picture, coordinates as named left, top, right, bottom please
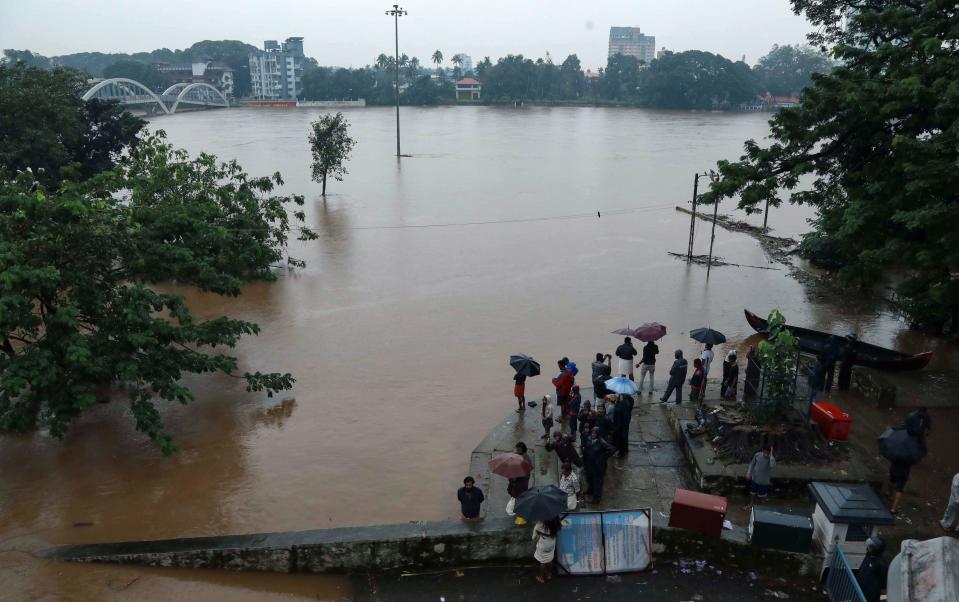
left=638, top=50, right=760, bottom=110
left=308, top=113, right=356, bottom=195
left=0, top=63, right=144, bottom=187
left=703, top=0, right=959, bottom=333
left=1, top=65, right=316, bottom=452
left=753, top=44, right=834, bottom=96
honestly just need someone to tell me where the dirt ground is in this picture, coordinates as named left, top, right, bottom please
left=713, top=384, right=959, bottom=552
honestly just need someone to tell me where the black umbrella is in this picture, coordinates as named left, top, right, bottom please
left=878, top=427, right=924, bottom=465
left=513, top=485, right=568, bottom=522
left=510, top=354, right=541, bottom=377
left=690, top=327, right=726, bottom=345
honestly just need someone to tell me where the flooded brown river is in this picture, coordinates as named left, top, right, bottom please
left=0, top=106, right=945, bottom=599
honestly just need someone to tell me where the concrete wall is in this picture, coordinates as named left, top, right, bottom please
left=297, top=100, right=367, bottom=108
left=48, top=515, right=820, bottom=576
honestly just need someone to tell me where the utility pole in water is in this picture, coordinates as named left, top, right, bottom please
left=385, top=4, right=407, bottom=157
left=705, top=170, right=721, bottom=277
left=687, top=171, right=720, bottom=261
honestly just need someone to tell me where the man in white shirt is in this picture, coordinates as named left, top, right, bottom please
left=559, top=462, right=581, bottom=510
left=700, top=344, right=715, bottom=380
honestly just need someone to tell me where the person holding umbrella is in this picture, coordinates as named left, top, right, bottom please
left=509, top=485, right=567, bottom=583
left=878, top=426, right=924, bottom=514
left=615, top=337, right=639, bottom=380
left=638, top=340, right=659, bottom=394
left=532, top=516, right=563, bottom=583
left=489, top=443, right=534, bottom=525
left=510, top=354, right=540, bottom=413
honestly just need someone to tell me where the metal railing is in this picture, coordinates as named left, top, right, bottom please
left=826, top=545, right=866, bottom=602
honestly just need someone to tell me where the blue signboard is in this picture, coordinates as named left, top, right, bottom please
left=556, top=513, right=604, bottom=575
left=556, top=509, right=652, bottom=576
left=602, top=509, right=652, bottom=573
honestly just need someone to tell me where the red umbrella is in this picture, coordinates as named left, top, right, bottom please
left=489, top=453, right=532, bottom=479
left=633, top=322, right=667, bottom=342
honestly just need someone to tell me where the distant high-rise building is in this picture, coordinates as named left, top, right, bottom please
left=608, top=27, right=656, bottom=65
left=452, top=53, right=473, bottom=74
left=249, top=37, right=305, bottom=100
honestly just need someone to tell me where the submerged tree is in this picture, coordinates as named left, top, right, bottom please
left=308, top=113, right=356, bottom=196
left=0, top=133, right=317, bottom=453
left=755, top=310, right=800, bottom=422
left=702, top=0, right=959, bottom=333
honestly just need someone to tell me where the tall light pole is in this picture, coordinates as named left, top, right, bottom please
left=385, top=4, right=407, bottom=157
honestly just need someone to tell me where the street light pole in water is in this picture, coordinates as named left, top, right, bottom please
left=385, top=4, right=407, bottom=157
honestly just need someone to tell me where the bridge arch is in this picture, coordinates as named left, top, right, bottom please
left=170, top=82, right=230, bottom=114
left=82, top=77, right=169, bottom=114
left=161, top=82, right=190, bottom=97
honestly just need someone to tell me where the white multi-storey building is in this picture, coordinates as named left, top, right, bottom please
left=608, top=27, right=656, bottom=65
left=249, top=37, right=305, bottom=100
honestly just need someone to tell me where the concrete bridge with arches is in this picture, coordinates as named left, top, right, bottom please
left=82, top=78, right=231, bottom=114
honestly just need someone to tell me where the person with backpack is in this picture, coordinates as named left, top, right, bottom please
left=551, top=359, right=574, bottom=420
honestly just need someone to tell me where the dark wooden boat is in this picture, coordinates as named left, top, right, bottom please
left=744, top=309, right=933, bottom=372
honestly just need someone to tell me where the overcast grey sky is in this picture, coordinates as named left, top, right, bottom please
left=1, top=0, right=812, bottom=69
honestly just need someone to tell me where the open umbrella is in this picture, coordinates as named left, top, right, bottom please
left=690, top=327, right=726, bottom=345
left=634, top=322, right=667, bottom=342
left=513, top=485, right=568, bottom=522
left=605, top=376, right=639, bottom=395
left=509, top=354, right=541, bottom=377
left=489, top=453, right=532, bottom=479
left=878, top=427, right=924, bottom=465
left=611, top=327, right=638, bottom=337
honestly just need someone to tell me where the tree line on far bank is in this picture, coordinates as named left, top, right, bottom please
left=4, top=43, right=832, bottom=110
left=299, top=44, right=832, bottom=110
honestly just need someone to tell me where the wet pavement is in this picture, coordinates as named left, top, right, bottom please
left=362, top=564, right=825, bottom=602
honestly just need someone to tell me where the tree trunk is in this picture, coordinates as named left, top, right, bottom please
left=322, top=172, right=327, bottom=196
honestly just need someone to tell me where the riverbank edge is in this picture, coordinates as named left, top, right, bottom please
left=45, top=513, right=820, bottom=576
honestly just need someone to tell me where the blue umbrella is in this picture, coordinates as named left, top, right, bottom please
left=605, top=376, right=639, bottom=395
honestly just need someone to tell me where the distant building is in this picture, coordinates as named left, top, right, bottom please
left=656, top=48, right=670, bottom=60
left=452, top=53, right=473, bottom=73
left=608, top=27, right=656, bottom=65
left=249, top=37, right=305, bottom=100
left=154, top=60, right=234, bottom=97
left=455, top=77, right=481, bottom=101
left=584, top=69, right=601, bottom=94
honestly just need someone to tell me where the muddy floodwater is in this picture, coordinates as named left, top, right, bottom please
left=0, top=106, right=945, bottom=599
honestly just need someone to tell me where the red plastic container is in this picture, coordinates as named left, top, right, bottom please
left=668, top=489, right=728, bottom=537
left=811, top=401, right=851, bottom=441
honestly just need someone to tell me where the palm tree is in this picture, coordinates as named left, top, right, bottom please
left=451, top=54, right=463, bottom=68
left=431, top=50, right=443, bottom=66
left=405, top=57, right=420, bottom=81
left=375, top=54, right=389, bottom=70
